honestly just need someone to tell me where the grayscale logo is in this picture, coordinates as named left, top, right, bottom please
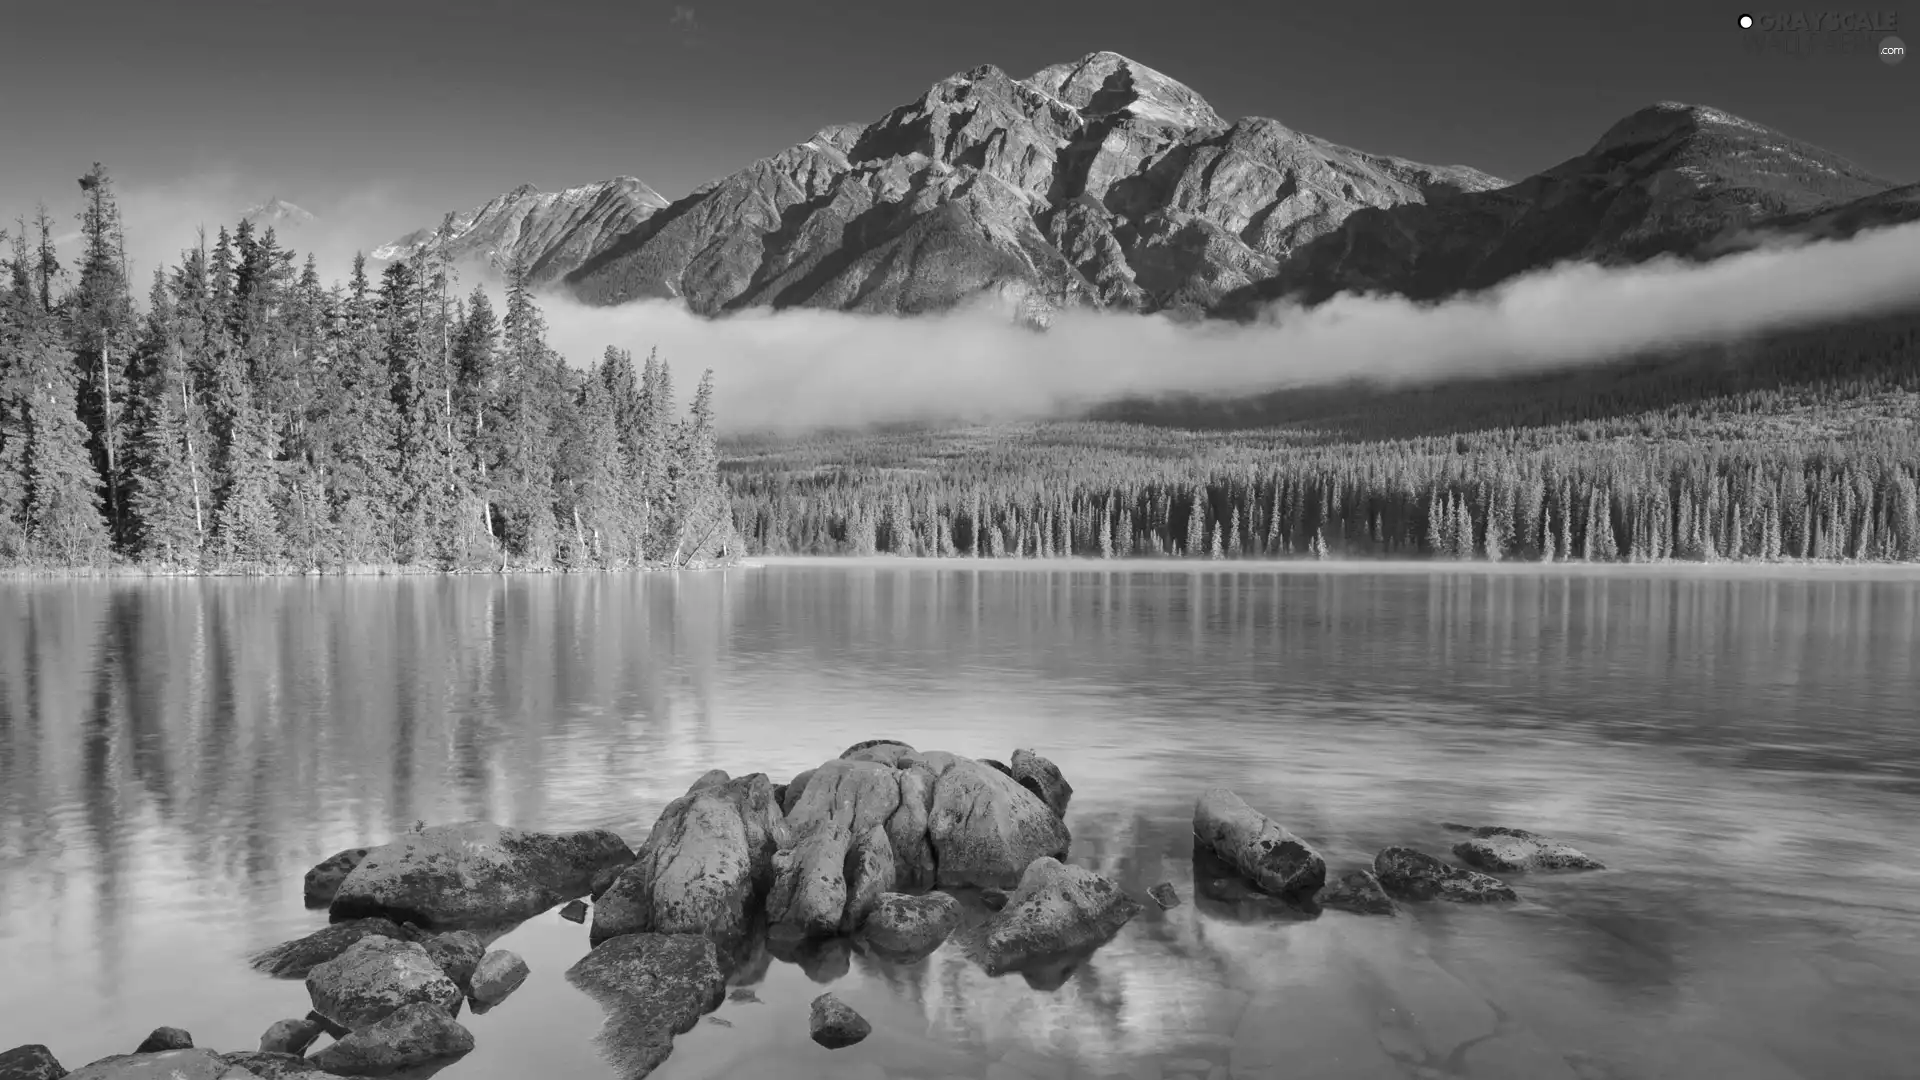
left=1884, top=34, right=1908, bottom=63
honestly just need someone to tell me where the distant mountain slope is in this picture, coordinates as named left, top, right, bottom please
left=372, top=177, right=671, bottom=286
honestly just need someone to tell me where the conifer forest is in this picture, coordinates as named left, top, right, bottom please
left=3, top=165, right=1917, bottom=575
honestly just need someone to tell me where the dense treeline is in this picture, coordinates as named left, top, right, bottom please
left=0, top=165, right=737, bottom=573
left=725, top=314, right=1920, bottom=563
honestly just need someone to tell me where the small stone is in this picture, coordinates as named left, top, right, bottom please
left=133, top=1027, right=192, bottom=1054
left=808, top=993, right=871, bottom=1049
left=1317, top=869, right=1396, bottom=916
left=1451, top=827, right=1605, bottom=872
left=860, top=890, right=961, bottom=962
left=469, top=949, right=531, bottom=1008
left=306, top=936, right=463, bottom=1031
left=559, top=899, right=588, bottom=923
left=705, top=1016, right=733, bottom=1028
left=308, top=1002, right=475, bottom=1076
left=1148, top=882, right=1181, bottom=909
left=421, top=930, right=484, bottom=992
left=0, top=1044, right=65, bottom=1080
left=727, top=987, right=761, bottom=1004
left=259, top=1018, right=324, bottom=1056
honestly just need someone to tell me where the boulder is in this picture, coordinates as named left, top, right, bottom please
left=886, top=761, right=939, bottom=891
left=303, top=848, right=370, bottom=908
left=1374, top=847, right=1517, bottom=903
left=305, top=937, right=462, bottom=1031
left=216, top=1053, right=350, bottom=1079
left=778, top=769, right=815, bottom=816
left=590, top=773, right=787, bottom=955
left=1148, top=882, right=1181, bottom=909
left=1191, top=788, right=1326, bottom=898
left=304, top=1012, right=348, bottom=1040
left=764, top=822, right=853, bottom=937
left=1449, top=827, right=1604, bottom=872
left=469, top=950, right=530, bottom=1008
left=420, top=930, right=484, bottom=993
left=566, top=933, right=726, bottom=1079
left=249, top=918, right=415, bottom=979
left=926, top=757, right=1071, bottom=888
left=980, top=857, right=1141, bottom=975
left=327, top=821, right=635, bottom=931
left=559, top=899, right=588, bottom=923
left=61, top=1049, right=248, bottom=1080
left=840, top=738, right=916, bottom=759
left=0, top=1045, right=64, bottom=1080
left=259, top=1018, right=324, bottom=1056
left=980, top=758, right=1013, bottom=777
left=808, top=993, right=871, bottom=1049
left=132, top=1028, right=192, bottom=1054
left=858, top=891, right=962, bottom=962
left=1316, top=869, right=1396, bottom=915
left=307, top=1003, right=474, bottom=1077
left=1009, top=749, right=1073, bottom=819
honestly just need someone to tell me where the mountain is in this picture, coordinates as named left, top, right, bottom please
left=242, top=197, right=316, bottom=229
left=371, top=177, right=671, bottom=286
left=379, top=54, right=1913, bottom=318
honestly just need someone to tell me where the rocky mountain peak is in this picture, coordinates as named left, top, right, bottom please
left=1588, top=101, right=1778, bottom=158
left=1024, top=50, right=1225, bottom=130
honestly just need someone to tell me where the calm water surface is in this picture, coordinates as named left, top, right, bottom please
left=2, top=561, right=1918, bottom=1080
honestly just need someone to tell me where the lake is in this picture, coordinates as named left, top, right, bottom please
left=2, top=560, right=1918, bottom=1080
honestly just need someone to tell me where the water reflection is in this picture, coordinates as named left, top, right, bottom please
left=0, top=566, right=1916, bottom=1079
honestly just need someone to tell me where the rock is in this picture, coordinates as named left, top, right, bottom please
left=980, top=758, right=1013, bottom=777
left=468, top=949, right=530, bottom=1008
left=1450, top=827, right=1605, bottom=872
left=133, top=1028, right=192, bottom=1054
left=728, top=987, right=761, bottom=1004
left=1009, top=748, right=1073, bottom=818
left=1374, top=847, right=1517, bottom=903
left=248, top=918, right=414, bottom=979
left=779, top=769, right=815, bottom=816
left=566, top=933, right=726, bottom=1079
left=858, top=890, right=962, bottom=962
left=1316, top=870, right=1397, bottom=916
left=765, top=821, right=853, bottom=938
left=216, top=1053, right=351, bottom=1079
left=420, top=930, right=484, bottom=993
left=927, top=756, right=1071, bottom=888
left=305, top=936, right=462, bottom=1031
left=1148, top=882, right=1181, bottom=909
left=307, top=1003, right=474, bottom=1077
left=887, top=759, right=939, bottom=892
left=0, top=1045, right=64, bottom=1080
left=591, top=772, right=787, bottom=959
left=370, top=178, right=669, bottom=291
left=704, top=1015, right=732, bottom=1028
left=841, top=738, right=916, bottom=759
left=767, top=932, right=853, bottom=983
left=980, top=887, right=1011, bottom=911
left=808, top=993, right=872, bottom=1049
left=842, top=825, right=896, bottom=933
left=259, top=1018, right=324, bottom=1056
left=304, top=848, right=370, bottom=908
left=1191, top=788, right=1326, bottom=898
left=981, top=857, right=1142, bottom=975
left=62, top=1049, right=249, bottom=1080
left=328, top=820, right=635, bottom=931
left=304, top=1012, right=348, bottom=1040
left=559, top=899, right=588, bottom=923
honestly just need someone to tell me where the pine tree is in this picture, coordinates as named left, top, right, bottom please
left=70, top=165, right=138, bottom=543
left=213, top=381, right=283, bottom=567
left=126, top=270, right=208, bottom=565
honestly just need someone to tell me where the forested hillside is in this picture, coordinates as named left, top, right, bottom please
left=0, top=165, right=736, bottom=574
left=724, top=313, right=1920, bottom=564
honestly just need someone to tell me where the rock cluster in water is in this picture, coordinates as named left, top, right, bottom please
left=0, top=740, right=1608, bottom=1079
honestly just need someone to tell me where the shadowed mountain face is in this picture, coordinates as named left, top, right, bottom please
left=372, top=176, right=672, bottom=286
left=381, top=58, right=1912, bottom=318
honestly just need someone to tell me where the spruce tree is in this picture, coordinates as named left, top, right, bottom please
left=213, top=380, right=283, bottom=567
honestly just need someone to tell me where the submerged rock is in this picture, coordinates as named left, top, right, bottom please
left=809, top=993, right=872, bottom=1049
left=307, top=1002, right=475, bottom=1077
left=132, top=1028, right=192, bottom=1054
left=566, top=933, right=726, bottom=1078
left=1374, top=847, right=1517, bottom=903
left=1148, top=882, right=1182, bottom=909
left=591, top=772, right=788, bottom=958
left=1009, top=748, right=1073, bottom=819
left=0, top=1045, right=65, bottom=1080
left=727, top=987, right=761, bottom=1004
left=1450, top=827, right=1605, bottom=872
left=62, top=1049, right=242, bottom=1080
left=981, top=857, right=1141, bottom=975
left=306, top=937, right=462, bottom=1031
left=259, top=1018, right=324, bottom=1056
left=1192, top=788, right=1326, bottom=898
left=469, top=950, right=530, bottom=1008
left=304, top=848, right=370, bottom=908
left=249, top=918, right=415, bottom=980
left=979, top=887, right=1011, bottom=911
left=858, top=890, right=962, bottom=962
left=559, top=899, right=588, bottom=923
left=1316, top=870, right=1397, bottom=915
left=420, top=931, right=484, bottom=994
left=328, top=821, right=634, bottom=931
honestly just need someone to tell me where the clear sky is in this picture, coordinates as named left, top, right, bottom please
left=2, top=0, right=1912, bottom=282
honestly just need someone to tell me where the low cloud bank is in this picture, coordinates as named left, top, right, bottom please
left=535, top=219, right=1920, bottom=434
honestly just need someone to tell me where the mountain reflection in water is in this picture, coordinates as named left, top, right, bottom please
left=1, top=564, right=1916, bottom=1079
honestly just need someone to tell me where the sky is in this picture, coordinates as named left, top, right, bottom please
left=2, top=0, right=1914, bottom=284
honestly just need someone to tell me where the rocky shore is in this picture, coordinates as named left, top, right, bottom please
left=0, top=740, right=1605, bottom=1080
